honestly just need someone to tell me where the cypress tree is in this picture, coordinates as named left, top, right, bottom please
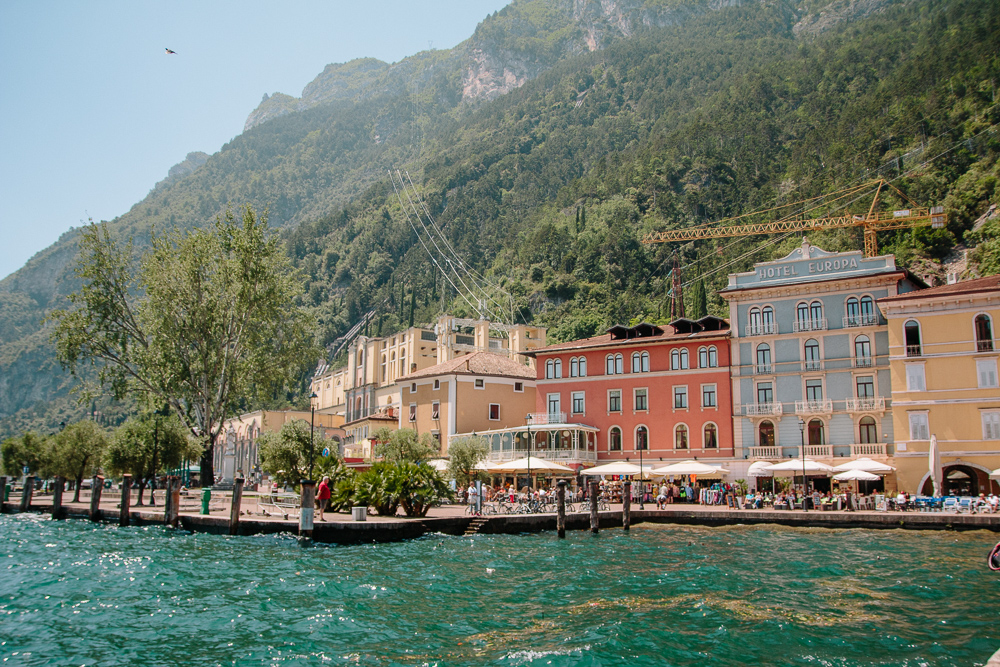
left=408, top=288, right=417, bottom=327
left=691, top=278, right=708, bottom=319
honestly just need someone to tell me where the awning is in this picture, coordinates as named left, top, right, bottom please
left=650, top=460, right=729, bottom=477
left=747, top=460, right=774, bottom=477
left=580, top=462, right=657, bottom=478
left=832, top=457, right=895, bottom=474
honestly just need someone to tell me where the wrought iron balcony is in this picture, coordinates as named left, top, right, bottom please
left=745, top=323, right=777, bottom=336
left=845, top=396, right=886, bottom=412
left=853, top=356, right=875, bottom=368
left=792, top=318, right=827, bottom=333
left=843, top=314, right=880, bottom=328
left=744, top=402, right=783, bottom=416
left=795, top=399, right=833, bottom=415
left=527, top=412, right=566, bottom=425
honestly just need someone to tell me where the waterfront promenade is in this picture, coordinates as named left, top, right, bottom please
left=4, top=488, right=999, bottom=543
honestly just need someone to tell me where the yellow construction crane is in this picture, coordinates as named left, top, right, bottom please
left=642, top=179, right=946, bottom=257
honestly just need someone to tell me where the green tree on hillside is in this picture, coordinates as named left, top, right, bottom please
left=50, top=206, right=316, bottom=486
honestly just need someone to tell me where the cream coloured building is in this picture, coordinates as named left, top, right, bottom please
left=400, top=351, right=537, bottom=454
left=310, top=316, right=545, bottom=427
left=879, top=274, right=1000, bottom=495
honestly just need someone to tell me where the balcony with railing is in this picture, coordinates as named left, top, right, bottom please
left=745, top=323, right=777, bottom=337
left=853, top=356, right=875, bottom=368
left=851, top=442, right=888, bottom=457
left=744, top=402, right=783, bottom=416
left=795, top=400, right=833, bottom=415
left=748, top=446, right=781, bottom=459
left=802, top=360, right=823, bottom=371
left=803, top=444, right=833, bottom=458
left=527, top=412, right=566, bottom=425
left=905, top=344, right=922, bottom=357
left=754, top=363, right=773, bottom=375
left=843, top=314, right=880, bottom=328
left=978, top=339, right=995, bottom=352
left=845, top=396, right=886, bottom=412
left=793, top=318, right=827, bottom=333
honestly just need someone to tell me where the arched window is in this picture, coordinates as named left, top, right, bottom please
left=904, top=320, right=922, bottom=357
left=671, top=349, right=680, bottom=370
left=797, top=302, right=810, bottom=326
left=810, top=301, right=823, bottom=325
left=635, top=425, right=649, bottom=451
left=698, top=347, right=708, bottom=368
left=976, top=314, right=994, bottom=352
left=545, top=359, right=554, bottom=379
left=632, top=351, right=650, bottom=373
left=759, top=421, right=775, bottom=447
left=578, top=357, right=587, bottom=377
left=708, top=346, right=718, bottom=367
left=804, top=339, right=821, bottom=370
left=808, top=419, right=825, bottom=446
left=846, top=297, right=860, bottom=326
left=762, top=306, right=774, bottom=330
left=553, top=359, right=562, bottom=378
left=609, top=427, right=622, bottom=451
left=675, top=424, right=689, bottom=450
left=606, top=354, right=624, bottom=375
left=756, top=343, right=771, bottom=374
left=859, top=417, right=877, bottom=444
left=749, top=307, right=762, bottom=335
left=570, top=357, right=579, bottom=377
left=704, top=423, right=718, bottom=449
left=854, top=335, right=872, bottom=367
left=679, top=349, right=689, bottom=370
left=860, top=296, right=875, bottom=323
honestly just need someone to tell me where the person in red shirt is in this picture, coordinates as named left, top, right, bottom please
left=317, top=476, right=332, bottom=521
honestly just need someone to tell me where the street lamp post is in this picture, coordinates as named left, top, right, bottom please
left=638, top=430, right=645, bottom=510
left=799, top=418, right=807, bottom=512
left=309, top=392, right=318, bottom=481
left=525, top=414, right=532, bottom=492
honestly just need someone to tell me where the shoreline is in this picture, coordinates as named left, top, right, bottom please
left=4, top=497, right=999, bottom=543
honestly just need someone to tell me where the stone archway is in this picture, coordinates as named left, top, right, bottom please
left=920, top=463, right=998, bottom=496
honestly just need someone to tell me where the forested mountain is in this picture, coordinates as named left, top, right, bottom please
left=1, top=0, right=999, bottom=438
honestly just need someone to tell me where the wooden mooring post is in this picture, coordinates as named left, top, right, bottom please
left=229, top=478, right=245, bottom=536
left=0, top=476, right=7, bottom=513
left=52, top=476, right=65, bottom=520
left=20, top=475, right=35, bottom=512
left=589, top=480, right=599, bottom=534
left=89, top=475, right=105, bottom=522
left=164, top=476, right=181, bottom=528
left=622, top=481, right=631, bottom=531
left=119, top=474, right=132, bottom=527
left=299, top=480, right=316, bottom=538
left=556, top=480, right=566, bottom=538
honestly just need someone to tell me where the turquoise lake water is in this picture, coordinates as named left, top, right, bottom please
left=1, top=514, right=998, bottom=666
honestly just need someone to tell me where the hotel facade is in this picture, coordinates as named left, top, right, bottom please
left=720, top=239, right=924, bottom=485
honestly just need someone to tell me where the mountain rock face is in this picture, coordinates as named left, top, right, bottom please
left=2, top=0, right=997, bottom=438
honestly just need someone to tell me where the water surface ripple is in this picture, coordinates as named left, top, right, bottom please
left=1, top=514, right=998, bottom=666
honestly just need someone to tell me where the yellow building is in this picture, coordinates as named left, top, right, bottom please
left=400, top=351, right=537, bottom=455
left=879, top=274, right=1000, bottom=495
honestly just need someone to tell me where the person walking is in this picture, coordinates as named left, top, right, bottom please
left=317, top=476, right=331, bottom=521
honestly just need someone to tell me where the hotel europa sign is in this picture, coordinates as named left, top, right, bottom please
left=756, top=256, right=862, bottom=281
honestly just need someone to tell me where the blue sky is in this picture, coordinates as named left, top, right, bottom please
left=0, top=1, right=511, bottom=281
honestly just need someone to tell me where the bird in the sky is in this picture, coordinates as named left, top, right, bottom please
left=165, top=48, right=177, bottom=55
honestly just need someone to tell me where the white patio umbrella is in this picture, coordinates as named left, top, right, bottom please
left=929, top=434, right=942, bottom=497
left=747, top=461, right=774, bottom=477
left=990, top=467, right=1000, bottom=480
left=490, top=456, right=574, bottom=473
left=767, top=458, right=835, bottom=473
left=833, top=469, right=881, bottom=481
left=833, top=457, right=895, bottom=474
left=650, top=460, right=730, bottom=477
left=580, top=461, right=656, bottom=479
left=425, top=459, right=449, bottom=472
